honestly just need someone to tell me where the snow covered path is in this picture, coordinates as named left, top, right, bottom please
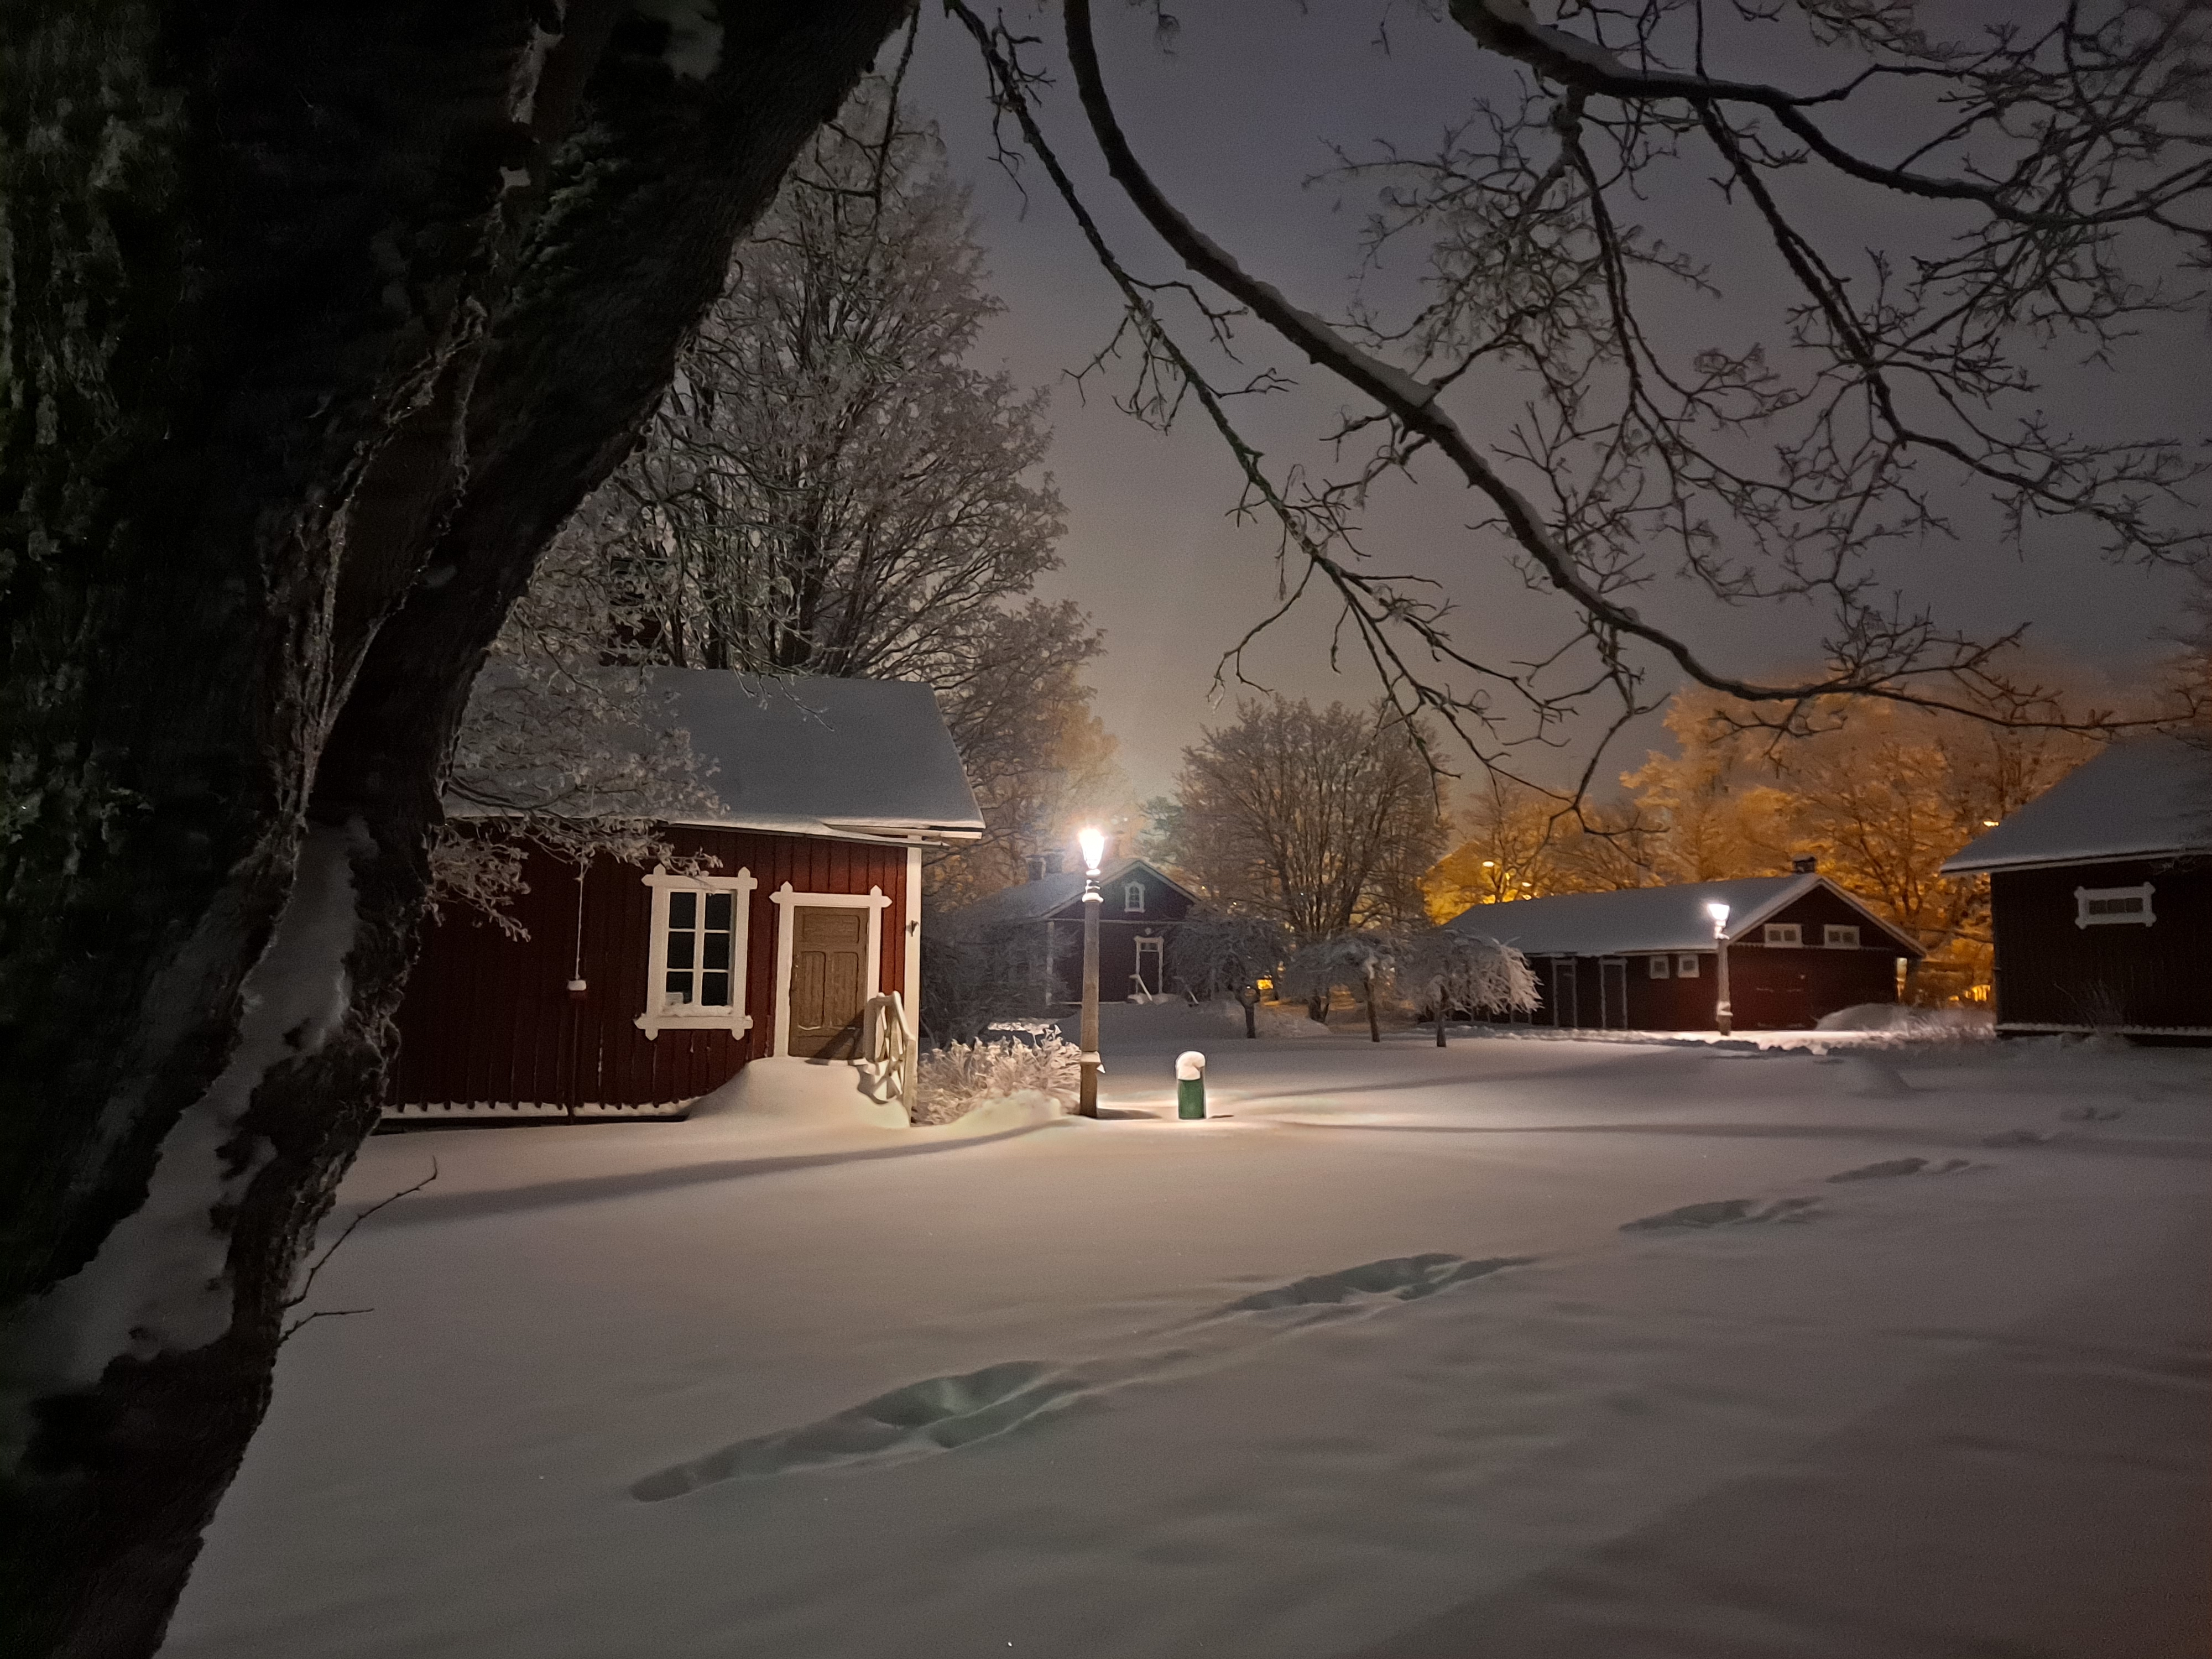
left=163, top=1030, right=2211, bottom=1658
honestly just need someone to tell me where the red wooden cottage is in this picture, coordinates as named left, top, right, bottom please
left=1444, top=868, right=1922, bottom=1032
left=938, top=855, right=1199, bottom=1006
left=1940, top=734, right=2212, bottom=1041
left=386, top=672, right=983, bottom=1122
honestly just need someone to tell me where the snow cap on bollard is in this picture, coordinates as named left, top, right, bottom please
left=1176, top=1050, right=1207, bottom=1119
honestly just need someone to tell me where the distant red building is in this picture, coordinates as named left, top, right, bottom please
left=1444, top=869, right=1923, bottom=1032
left=938, top=855, right=1199, bottom=1006
left=1942, top=734, right=2211, bottom=1042
left=386, top=673, right=982, bottom=1122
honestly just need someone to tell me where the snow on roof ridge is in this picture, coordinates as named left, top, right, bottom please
left=1940, top=732, right=2212, bottom=874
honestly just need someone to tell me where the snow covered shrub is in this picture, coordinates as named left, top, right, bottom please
left=912, top=1032, right=1079, bottom=1125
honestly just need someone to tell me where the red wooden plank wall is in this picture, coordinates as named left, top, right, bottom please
left=390, top=827, right=909, bottom=1108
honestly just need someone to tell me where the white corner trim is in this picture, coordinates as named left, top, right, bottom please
left=769, top=883, right=893, bottom=1058
left=2074, top=881, right=2156, bottom=928
left=635, top=866, right=758, bottom=1040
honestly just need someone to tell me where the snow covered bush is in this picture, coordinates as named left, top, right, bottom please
left=912, top=1032, right=1079, bottom=1126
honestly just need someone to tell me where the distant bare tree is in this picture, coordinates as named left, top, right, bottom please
left=1157, top=698, right=1446, bottom=967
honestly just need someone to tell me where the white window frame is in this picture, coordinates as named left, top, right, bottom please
left=1675, top=954, right=1700, bottom=977
left=1123, top=880, right=1146, bottom=914
left=635, top=867, right=758, bottom=1039
left=1762, top=923, right=1803, bottom=947
left=2074, top=883, right=2156, bottom=929
left=1823, top=924, right=1860, bottom=948
left=1648, top=954, right=1671, bottom=979
left=768, top=884, right=892, bottom=1058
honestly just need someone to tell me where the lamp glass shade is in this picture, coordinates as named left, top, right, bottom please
left=1077, top=827, right=1107, bottom=874
left=1705, top=901, right=1730, bottom=928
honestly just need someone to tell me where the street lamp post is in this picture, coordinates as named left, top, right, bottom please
left=1077, top=827, right=1105, bottom=1118
left=1707, top=900, right=1733, bottom=1036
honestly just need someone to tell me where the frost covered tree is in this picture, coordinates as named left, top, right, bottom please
left=1281, top=930, right=1411, bottom=1041
left=1401, top=930, right=1542, bottom=1045
left=0, top=7, right=910, bottom=1655
left=1168, top=914, right=1291, bottom=1037
left=1156, top=697, right=1445, bottom=955
left=565, top=84, right=1106, bottom=901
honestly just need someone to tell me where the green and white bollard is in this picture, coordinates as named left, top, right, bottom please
left=1176, top=1050, right=1207, bottom=1119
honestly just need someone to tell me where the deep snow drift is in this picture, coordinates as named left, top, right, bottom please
left=162, top=1020, right=2209, bottom=1658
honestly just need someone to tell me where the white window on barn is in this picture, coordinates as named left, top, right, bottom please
left=636, top=868, right=758, bottom=1038
left=1823, top=924, right=1860, bottom=948
left=1648, top=955, right=1670, bottom=979
left=1676, top=954, right=1700, bottom=977
left=1763, top=923, right=1802, bottom=947
left=2074, top=883, right=2156, bottom=928
left=1124, top=881, right=1145, bottom=914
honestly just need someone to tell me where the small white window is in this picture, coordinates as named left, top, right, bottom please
left=1676, top=954, right=1700, bottom=977
left=2075, top=883, right=2155, bottom=928
left=1124, top=881, right=1145, bottom=914
left=1763, top=923, right=1802, bottom=947
left=1648, top=955, right=1671, bottom=979
left=637, top=868, right=758, bottom=1038
left=1823, top=924, right=1860, bottom=948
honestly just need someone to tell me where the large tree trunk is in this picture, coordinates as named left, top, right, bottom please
left=0, top=4, right=907, bottom=1655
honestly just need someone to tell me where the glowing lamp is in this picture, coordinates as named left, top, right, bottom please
left=1078, top=826, right=1107, bottom=875
left=1706, top=900, right=1730, bottom=935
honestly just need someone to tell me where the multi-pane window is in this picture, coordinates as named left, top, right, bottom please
left=2075, top=883, right=2155, bottom=928
left=1648, top=955, right=1671, bottom=979
left=1124, top=882, right=1145, bottom=914
left=1675, top=954, right=1700, bottom=977
left=1823, top=924, right=1860, bottom=948
left=1763, top=923, right=1802, bottom=947
left=662, top=889, right=736, bottom=1009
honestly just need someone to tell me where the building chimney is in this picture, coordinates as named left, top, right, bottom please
left=1045, top=850, right=1065, bottom=875
left=1791, top=854, right=1817, bottom=874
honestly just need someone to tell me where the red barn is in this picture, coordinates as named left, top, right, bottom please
left=1941, top=734, right=2212, bottom=1042
left=1444, top=869, right=1923, bottom=1032
left=386, top=673, right=983, bottom=1123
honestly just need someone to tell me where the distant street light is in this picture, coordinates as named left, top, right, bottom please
left=1077, top=827, right=1106, bottom=1118
left=1707, top=900, right=1733, bottom=1036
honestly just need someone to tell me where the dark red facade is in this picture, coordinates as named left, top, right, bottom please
left=1988, top=858, right=2212, bottom=1037
left=1512, top=885, right=1909, bottom=1033
left=389, top=827, right=910, bottom=1114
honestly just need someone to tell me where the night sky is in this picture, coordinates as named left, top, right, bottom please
left=898, top=3, right=2208, bottom=804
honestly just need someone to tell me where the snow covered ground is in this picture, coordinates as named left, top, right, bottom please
left=163, top=1015, right=2210, bottom=1658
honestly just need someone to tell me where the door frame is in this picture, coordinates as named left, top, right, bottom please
left=768, top=884, right=891, bottom=1058
left=1600, top=957, right=1628, bottom=1029
left=1133, top=933, right=1164, bottom=997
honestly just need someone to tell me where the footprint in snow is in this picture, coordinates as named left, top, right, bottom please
left=1619, top=1197, right=1820, bottom=1232
left=631, top=1252, right=1536, bottom=1501
left=2060, top=1103, right=2126, bottom=1122
left=1982, top=1128, right=2054, bottom=1147
left=1825, top=1156, right=1975, bottom=1182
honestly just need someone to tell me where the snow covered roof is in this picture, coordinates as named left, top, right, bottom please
left=452, top=668, right=983, bottom=843
left=938, top=858, right=1192, bottom=926
left=651, top=671, right=983, bottom=841
left=1939, top=734, right=2212, bottom=875
left=1442, top=873, right=1922, bottom=957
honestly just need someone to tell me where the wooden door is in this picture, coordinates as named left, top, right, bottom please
left=790, top=906, right=869, bottom=1058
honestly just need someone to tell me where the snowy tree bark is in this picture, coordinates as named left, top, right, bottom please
left=0, top=4, right=907, bottom=1656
